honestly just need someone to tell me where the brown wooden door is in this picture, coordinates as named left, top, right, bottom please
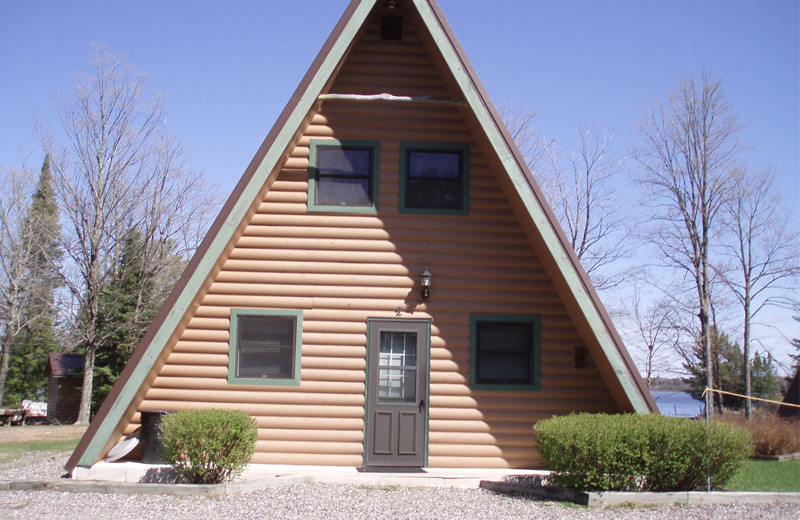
left=364, top=319, right=429, bottom=467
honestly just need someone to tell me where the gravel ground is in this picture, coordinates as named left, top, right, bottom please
left=1, top=457, right=797, bottom=520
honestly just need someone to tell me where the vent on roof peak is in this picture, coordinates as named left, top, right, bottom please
left=381, top=15, right=403, bottom=41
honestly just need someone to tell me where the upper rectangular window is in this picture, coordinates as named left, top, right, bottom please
left=470, top=314, right=541, bottom=391
left=228, top=309, right=302, bottom=386
left=308, top=139, right=379, bottom=213
left=400, top=143, right=469, bottom=215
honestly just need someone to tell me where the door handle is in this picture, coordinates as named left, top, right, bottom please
left=419, top=398, right=426, bottom=413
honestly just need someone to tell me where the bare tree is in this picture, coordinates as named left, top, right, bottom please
left=634, top=72, right=742, bottom=416
left=131, top=132, right=219, bottom=311
left=0, top=169, right=38, bottom=404
left=499, top=103, right=551, bottom=179
left=717, top=167, right=800, bottom=418
left=43, top=45, right=219, bottom=423
left=627, top=279, right=682, bottom=387
left=500, top=105, right=630, bottom=292
left=546, top=126, right=629, bottom=290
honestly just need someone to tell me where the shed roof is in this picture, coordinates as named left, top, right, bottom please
left=66, top=0, right=656, bottom=473
left=47, top=353, right=84, bottom=378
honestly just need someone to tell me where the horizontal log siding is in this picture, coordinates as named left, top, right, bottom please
left=133, top=8, right=618, bottom=469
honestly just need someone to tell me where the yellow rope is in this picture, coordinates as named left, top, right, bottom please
left=701, top=387, right=800, bottom=409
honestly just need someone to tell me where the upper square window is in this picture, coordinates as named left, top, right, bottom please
left=381, top=15, right=403, bottom=41
left=228, top=309, right=302, bottom=386
left=309, top=140, right=379, bottom=213
left=400, top=143, right=469, bottom=215
left=469, top=314, right=541, bottom=391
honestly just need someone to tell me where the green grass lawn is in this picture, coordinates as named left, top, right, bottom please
left=0, top=425, right=87, bottom=465
left=0, top=438, right=82, bottom=464
left=725, top=459, right=800, bottom=492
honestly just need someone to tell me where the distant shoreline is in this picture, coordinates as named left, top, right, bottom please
left=648, top=377, right=691, bottom=392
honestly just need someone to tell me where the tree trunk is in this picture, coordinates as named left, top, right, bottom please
left=701, top=228, right=715, bottom=416
left=701, top=304, right=715, bottom=416
left=0, top=298, right=18, bottom=406
left=76, top=345, right=95, bottom=424
left=0, top=332, right=12, bottom=406
left=743, top=288, right=752, bottom=419
left=76, top=253, right=101, bottom=425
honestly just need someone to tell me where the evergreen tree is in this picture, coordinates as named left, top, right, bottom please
left=713, top=332, right=745, bottom=409
left=684, top=326, right=782, bottom=411
left=685, top=326, right=723, bottom=407
left=4, top=156, right=62, bottom=404
left=750, top=352, right=781, bottom=403
left=91, top=229, right=183, bottom=412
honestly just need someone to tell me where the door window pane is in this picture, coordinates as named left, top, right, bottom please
left=378, top=331, right=417, bottom=402
left=378, top=368, right=417, bottom=402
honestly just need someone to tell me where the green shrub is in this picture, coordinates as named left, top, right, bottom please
left=159, top=408, right=258, bottom=484
left=534, top=413, right=751, bottom=491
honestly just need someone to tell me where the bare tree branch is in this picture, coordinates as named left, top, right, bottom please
left=498, top=103, right=551, bottom=177
left=546, top=125, right=630, bottom=290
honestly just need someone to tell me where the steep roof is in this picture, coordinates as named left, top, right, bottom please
left=67, top=0, right=656, bottom=473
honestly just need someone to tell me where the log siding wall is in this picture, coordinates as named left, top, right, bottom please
left=128, top=5, right=619, bottom=469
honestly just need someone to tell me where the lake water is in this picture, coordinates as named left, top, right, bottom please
left=652, top=391, right=705, bottom=417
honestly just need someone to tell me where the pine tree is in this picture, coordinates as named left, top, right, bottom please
left=750, top=352, right=781, bottom=403
left=4, top=156, right=62, bottom=405
left=713, top=333, right=745, bottom=409
left=684, top=326, right=782, bottom=412
left=91, top=229, right=182, bottom=412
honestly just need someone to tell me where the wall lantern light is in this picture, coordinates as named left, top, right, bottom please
left=420, top=269, right=431, bottom=300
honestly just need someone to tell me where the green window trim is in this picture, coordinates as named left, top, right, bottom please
left=399, top=142, right=470, bottom=215
left=469, top=314, right=541, bottom=391
left=228, top=308, right=303, bottom=386
left=308, top=139, right=380, bottom=214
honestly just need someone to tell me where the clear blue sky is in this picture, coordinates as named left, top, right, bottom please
left=1, top=1, right=798, bottom=368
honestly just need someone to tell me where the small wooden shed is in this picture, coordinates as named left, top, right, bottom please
left=46, top=353, right=83, bottom=424
left=68, top=0, right=656, bottom=474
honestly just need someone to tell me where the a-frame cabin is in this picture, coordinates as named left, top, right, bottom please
left=67, top=0, right=656, bottom=474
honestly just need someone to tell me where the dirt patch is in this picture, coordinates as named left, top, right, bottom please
left=0, top=424, right=87, bottom=444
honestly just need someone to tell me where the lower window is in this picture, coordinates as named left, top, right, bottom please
left=228, top=309, right=302, bottom=385
left=470, top=314, right=541, bottom=390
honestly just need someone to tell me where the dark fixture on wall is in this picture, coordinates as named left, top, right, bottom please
left=420, top=269, right=431, bottom=300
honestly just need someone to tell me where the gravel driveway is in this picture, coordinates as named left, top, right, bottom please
left=1, top=457, right=797, bottom=520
